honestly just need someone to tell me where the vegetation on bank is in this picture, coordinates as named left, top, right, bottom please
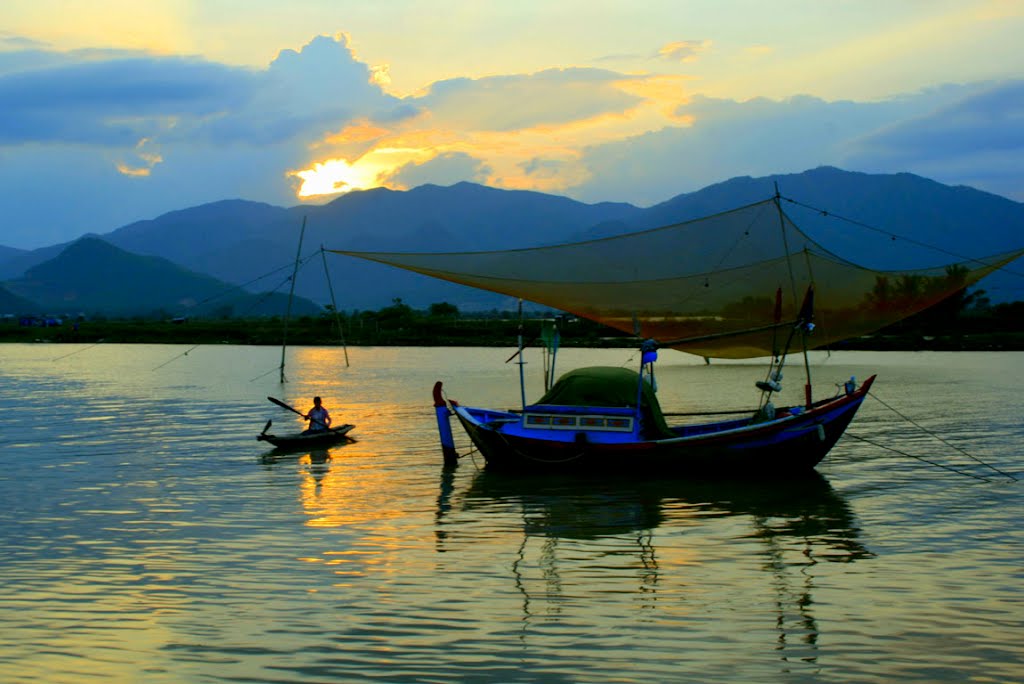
left=0, top=300, right=632, bottom=348
left=3, top=296, right=1024, bottom=351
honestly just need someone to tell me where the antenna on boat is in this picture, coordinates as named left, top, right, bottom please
left=279, top=215, right=306, bottom=383
left=540, top=318, right=560, bottom=392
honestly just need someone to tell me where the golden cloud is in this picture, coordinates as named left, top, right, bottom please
left=291, top=72, right=697, bottom=199
left=115, top=137, right=163, bottom=177
left=658, top=40, right=713, bottom=63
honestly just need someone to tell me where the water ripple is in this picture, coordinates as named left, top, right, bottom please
left=0, top=346, right=1021, bottom=682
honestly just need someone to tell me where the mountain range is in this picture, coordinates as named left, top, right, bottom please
left=2, top=237, right=322, bottom=318
left=1, top=166, right=1022, bottom=317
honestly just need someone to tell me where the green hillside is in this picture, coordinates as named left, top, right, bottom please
left=3, top=237, right=322, bottom=318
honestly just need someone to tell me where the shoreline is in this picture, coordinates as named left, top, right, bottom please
left=3, top=325, right=1023, bottom=352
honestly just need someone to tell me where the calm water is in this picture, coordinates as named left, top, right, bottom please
left=0, top=344, right=1021, bottom=683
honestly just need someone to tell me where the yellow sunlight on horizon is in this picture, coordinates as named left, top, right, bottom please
left=291, top=145, right=433, bottom=198
left=290, top=72, right=691, bottom=200
left=293, top=159, right=365, bottom=197
left=292, top=158, right=389, bottom=198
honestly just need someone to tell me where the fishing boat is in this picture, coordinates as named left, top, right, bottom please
left=436, top=365, right=874, bottom=473
left=330, top=190, right=1022, bottom=474
left=256, top=422, right=355, bottom=450
left=258, top=396, right=355, bottom=450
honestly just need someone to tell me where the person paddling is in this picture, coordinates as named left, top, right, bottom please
left=303, top=396, right=332, bottom=433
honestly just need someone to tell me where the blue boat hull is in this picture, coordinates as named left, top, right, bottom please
left=451, top=377, right=874, bottom=474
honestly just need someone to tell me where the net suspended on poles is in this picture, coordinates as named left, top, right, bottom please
left=327, top=196, right=1023, bottom=359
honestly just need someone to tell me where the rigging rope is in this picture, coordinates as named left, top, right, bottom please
left=150, top=251, right=323, bottom=372
left=152, top=344, right=201, bottom=370
left=843, top=433, right=991, bottom=482
left=51, top=340, right=105, bottom=361
left=864, top=390, right=1017, bottom=481
left=179, top=250, right=323, bottom=319
left=780, top=195, right=1024, bottom=279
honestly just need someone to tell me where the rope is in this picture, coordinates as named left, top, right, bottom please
left=495, top=428, right=589, bottom=464
left=179, top=250, right=321, bottom=319
left=52, top=340, right=105, bottom=361
left=249, top=365, right=281, bottom=382
left=319, top=246, right=350, bottom=367
left=865, top=391, right=1016, bottom=481
left=780, top=195, right=1024, bottom=279
left=152, top=344, right=201, bottom=370
left=185, top=258, right=307, bottom=313
left=843, top=433, right=991, bottom=482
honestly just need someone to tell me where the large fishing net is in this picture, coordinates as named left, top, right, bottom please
left=329, top=198, right=1021, bottom=359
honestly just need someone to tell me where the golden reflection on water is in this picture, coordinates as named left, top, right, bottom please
left=293, top=447, right=407, bottom=530
left=3, top=346, right=1021, bottom=683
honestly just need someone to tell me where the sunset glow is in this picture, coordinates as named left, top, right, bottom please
left=1, top=1, right=1022, bottom=248
left=293, top=159, right=369, bottom=197
left=291, top=145, right=437, bottom=198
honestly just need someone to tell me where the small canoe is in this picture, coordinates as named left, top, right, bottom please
left=257, top=423, right=355, bottom=449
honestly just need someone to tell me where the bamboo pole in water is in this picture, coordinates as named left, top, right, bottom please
left=320, top=246, right=349, bottom=367
left=280, top=216, right=306, bottom=383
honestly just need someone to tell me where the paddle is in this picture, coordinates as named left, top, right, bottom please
left=267, top=396, right=331, bottom=431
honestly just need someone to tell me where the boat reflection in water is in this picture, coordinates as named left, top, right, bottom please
left=452, top=469, right=869, bottom=549
left=439, top=468, right=872, bottom=663
left=259, top=447, right=338, bottom=493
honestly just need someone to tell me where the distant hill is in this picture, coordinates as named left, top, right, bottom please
left=0, top=245, right=26, bottom=264
left=0, top=283, right=38, bottom=315
left=574, top=167, right=1024, bottom=302
left=2, top=237, right=323, bottom=318
left=1, top=168, right=1021, bottom=312
left=102, top=182, right=642, bottom=311
left=627, top=167, right=1023, bottom=267
left=0, top=242, right=70, bottom=280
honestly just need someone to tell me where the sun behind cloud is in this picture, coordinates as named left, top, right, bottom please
left=291, top=146, right=432, bottom=198
left=292, top=159, right=370, bottom=197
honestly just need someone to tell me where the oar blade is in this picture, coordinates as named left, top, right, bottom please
left=268, top=396, right=304, bottom=416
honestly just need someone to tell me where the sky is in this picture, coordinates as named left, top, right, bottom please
left=1, top=0, right=1022, bottom=249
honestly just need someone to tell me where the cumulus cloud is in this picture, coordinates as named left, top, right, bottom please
left=0, top=56, right=254, bottom=145
left=854, top=81, right=1024, bottom=156
left=0, top=34, right=401, bottom=149
left=0, top=33, right=406, bottom=247
left=566, top=83, right=1024, bottom=206
left=521, top=157, right=574, bottom=180
left=386, top=152, right=491, bottom=188
left=842, top=80, right=1024, bottom=198
left=416, top=68, right=644, bottom=132
left=1, top=26, right=1022, bottom=251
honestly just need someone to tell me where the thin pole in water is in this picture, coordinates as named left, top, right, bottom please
left=320, top=246, right=349, bottom=367
left=280, top=216, right=306, bottom=383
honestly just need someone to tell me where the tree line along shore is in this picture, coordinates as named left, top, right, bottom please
left=3, top=298, right=1024, bottom=351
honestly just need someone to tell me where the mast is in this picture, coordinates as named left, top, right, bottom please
left=516, top=299, right=526, bottom=411
left=279, top=216, right=306, bottom=383
left=773, top=184, right=813, bottom=406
